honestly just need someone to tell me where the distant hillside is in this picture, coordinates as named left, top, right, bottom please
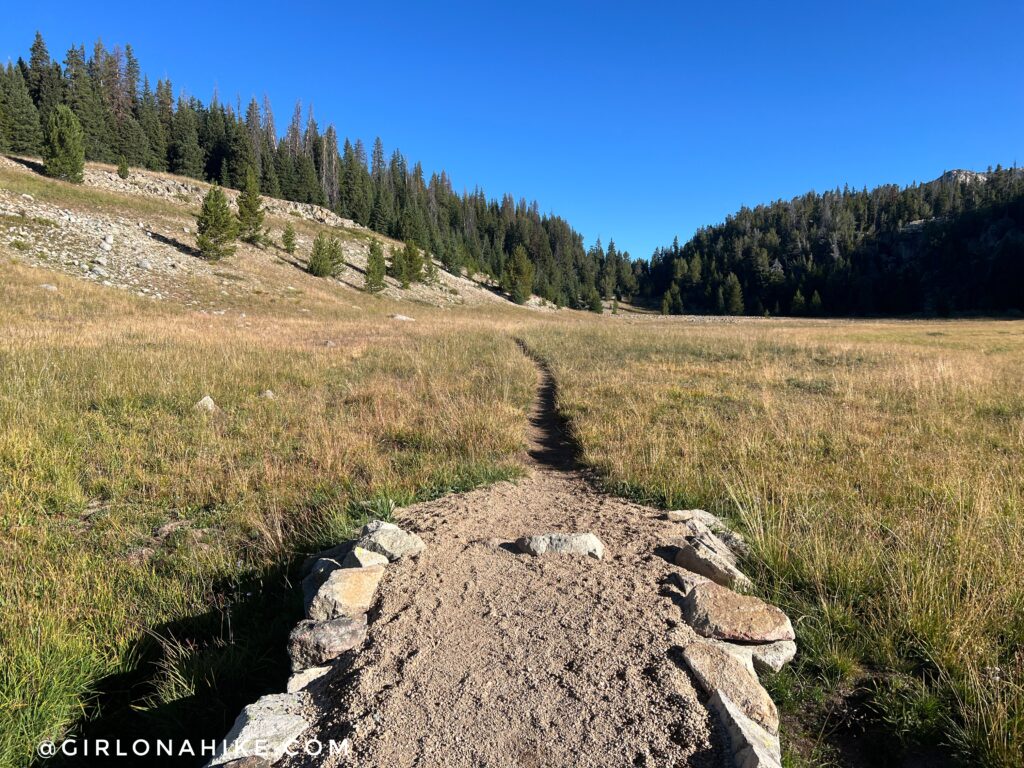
left=640, top=166, right=1024, bottom=316
left=0, top=32, right=623, bottom=310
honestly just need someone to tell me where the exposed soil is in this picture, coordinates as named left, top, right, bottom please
left=283, top=348, right=722, bottom=767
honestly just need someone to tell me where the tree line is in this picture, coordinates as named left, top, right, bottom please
left=0, top=32, right=634, bottom=309
left=638, top=168, right=1024, bottom=316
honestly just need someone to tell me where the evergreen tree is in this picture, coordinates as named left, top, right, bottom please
left=503, top=244, right=535, bottom=304
left=810, top=290, right=823, bottom=315
left=42, top=105, right=85, bottom=183
left=64, top=45, right=115, bottom=162
left=117, top=154, right=129, bottom=179
left=169, top=100, right=203, bottom=178
left=365, top=239, right=386, bottom=292
left=724, top=273, right=745, bottom=315
left=2, top=65, right=42, bottom=154
left=195, top=185, right=237, bottom=260
left=307, top=232, right=342, bottom=277
left=399, top=241, right=423, bottom=287
left=790, top=288, right=806, bottom=315
left=281, top=222, right=296, bottom=254
left=237, top=166, right=265, bottom=245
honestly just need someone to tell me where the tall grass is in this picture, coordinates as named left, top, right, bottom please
left=0, top=262, right=536, bottom=767
left=522, top=318, right=1024, bottom=766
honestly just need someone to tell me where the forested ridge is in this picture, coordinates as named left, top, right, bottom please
left=0, top=32, right=630, bottom=308
left=641, top=168, right=1024, bottom=316
left=2, top=32, right=1021, bottom=315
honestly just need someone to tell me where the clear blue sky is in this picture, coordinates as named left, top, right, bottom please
left=3, top=1, right=1022, bottom=259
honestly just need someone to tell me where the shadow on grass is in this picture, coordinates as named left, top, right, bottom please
left=49, top=562, right=302, bottom=768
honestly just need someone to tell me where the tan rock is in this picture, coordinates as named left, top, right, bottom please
left=675, top=540, right=752, bottom=591
left=342, top=546, right=389, bottom=568
left=682, top=642, right=779, bottom=733
left=308, top=564, right=385, bottom=621
left=708, top=689, right=782, bottom=768
left=682, top=582, right=794, bottom=643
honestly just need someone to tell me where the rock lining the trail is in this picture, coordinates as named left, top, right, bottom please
left=515, top=531, right=605, bottom=559
left=355, top=521, right=426, bottom=561
left=207, top=693, right=311, bottom=766
left=682, top=581, right=795, bottom=644
left=211, top=519, right=423, bottom=764
left=667, top=508, right=795, bottom=767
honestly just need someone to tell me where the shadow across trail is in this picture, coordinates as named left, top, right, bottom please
left=514, top=338, right=581, bottom=471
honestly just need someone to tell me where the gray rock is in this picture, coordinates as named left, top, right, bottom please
left=194, top=395, right=218, bottom=412
left=220, top=758, right=271, bottom=768
left=260, top=389, right=276, bottom=399
left=99, top=241, right=112, bottom=252
left=103, top=234, right=114, bottom=245
left=671, top=570, right=710, bottom=596
left=709, top=638, right=797, bottom=675
left=389, top=314, right=415, bottom=321
left=39, top=283, right=58, bottom=292
left=342, top=546, right=390, bottom=568
left=675, top=533, right=751, bottom=591
left=136, top=259, right=153, bottom=270
left=708, top=689, right=782, bottom=768
left=307, top=564, right=384, bottom=621
left=667, top=509, right=724, bottom=527
left=516, top=532, right=604, bottom=560
left=288, top=615, right=367, bottom=672
left=301, top=557, right=343, bottom=610
left=682, top=581, right=794, bottom=643
left=356, top=522, right=425, bottom=561
left=206, top=693, right=310, bottom=766
left=360, top=519, right=398, bottom=536
left=286, top=664, right=332, bottom=693
left=682, top=642, right=778, bottom=733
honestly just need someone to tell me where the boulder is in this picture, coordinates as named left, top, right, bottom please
left=671, top=570, right=710, bottom=596
left=704, top=638, right=798, bottom=676
left=667, top=509, right=724, bottom=528
left=286, top=664, right=332, bottom=693
left=516, top=532, right=604, bottom=560
left=206, top=693, right=310, bottom=766
left=301, top=557, right=343, bottom=608
left=308, top=564, right=385, bottom=621
left=682, top=643, right=779, bottom=733
left=682, top=582, right=794, bottom=643
left=288, top=615, right=367, bottom=672
left=675, top=530, right=752, bottom=591
left=356, top=521, right=425, bottom=561
left=195, top=395, right=218, bottom=413
left=342, top=546, right=390, bottom=568
left=708, top=689, right=782, bottom=768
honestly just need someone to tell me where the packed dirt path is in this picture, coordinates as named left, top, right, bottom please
left=285, top=350, right=722, bottom=767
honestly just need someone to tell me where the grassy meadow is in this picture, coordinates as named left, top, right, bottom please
left=521, top=317, right=1024, bottom=766
left=0, top=261, right=536, bottom=767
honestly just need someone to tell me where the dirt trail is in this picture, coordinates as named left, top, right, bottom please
left=285, top=347, right=721, bottom=767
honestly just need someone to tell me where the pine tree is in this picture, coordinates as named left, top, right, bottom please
left=503, top=244, right=534, bottom=304
left=195, top=185, right=237, bottom=260
left=2, top=65, right=42, bottom=154
left=281, top=222, right=296, bottom=254
left=42, top=105, right=85, bottom=183
left=117, top=154, right=129, bottom=179
left=810, top=290, right=823, bottom=315
left=64, top=45, right=115, bottom=162
left=399, top=241, right=423, bottom=287
left=169, top=101, right=203, bottom=178
left=724, top=272, right=745, bottom=315
left=307, top=232, right=342, bottom=277
left=365, top=239, right=386, bottom=292
left=790, top=288, right=806, bottom=315
left=237, top=167, right=265, bottom=245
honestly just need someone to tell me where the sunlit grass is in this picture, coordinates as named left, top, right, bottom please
left=522, top=318, right=1024, bottom=766
left=0, top=262, right=536, bottom=767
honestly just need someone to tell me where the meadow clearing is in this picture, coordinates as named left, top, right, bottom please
left=1, top=158, right=1022, bottom=767
left=522, top=316, right=1024, bottom=766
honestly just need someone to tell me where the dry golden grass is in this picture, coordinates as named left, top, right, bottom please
left=0, top=260, right=535, bottom=767
left=521, top=317, right=1024, bottom=766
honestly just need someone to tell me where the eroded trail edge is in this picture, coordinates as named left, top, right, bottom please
left=208, top=342, right=795, bottom=768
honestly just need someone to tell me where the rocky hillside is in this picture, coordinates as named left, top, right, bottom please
left=0, top=156, right=526, bottom=312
